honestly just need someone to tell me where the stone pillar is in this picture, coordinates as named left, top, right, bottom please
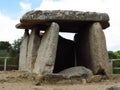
left=26, top=28, right=41, bottom=72
left=89, top=22, right=112, bottom=78
left=33, top=22, right=59, bottom=75
left=19, top=29, right=29, bottom=71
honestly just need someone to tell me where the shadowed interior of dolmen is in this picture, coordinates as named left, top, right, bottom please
left=53, top=32, right=96, bottom=74
left=53, top=31, right=106, bottom=75
left=53, top=35, right=75, bottom=73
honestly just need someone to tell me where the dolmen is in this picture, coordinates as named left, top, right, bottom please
left=16, top=10, right=112, bottom=78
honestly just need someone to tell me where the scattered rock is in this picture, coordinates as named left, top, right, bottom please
left=33, top=88, right=43, bottom=90
left=6, top=76, right=17, bottom=83
left=106, top=86, right=120, bottom=90
left=34, top=74, right=67, bottom=85
left=58, top=66, right=93, bottom=79
left=81, top=79, right=87, bottom=84
left=87, top=75, right=102, bottom=83
left=34, top=80, right=41, bottom=86
left=57, top=80, right=72, bottom=84
left=0, top=79, right=7, bottom=83
left=18, top=73, right=28, bottom=78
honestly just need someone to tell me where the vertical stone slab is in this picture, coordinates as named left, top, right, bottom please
left=19, top=29, right=29, bottom=71
left=33, top=22, right=59, bottom=75
left=89, top=22, right=112, bottom=78
left=27, top=28, right=41, bottom=72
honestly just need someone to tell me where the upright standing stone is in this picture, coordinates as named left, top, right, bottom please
left=27, top=28, right=41, bottom=72
left=19, top=29, right=29, bottom=71
left=89, top=22, right=112, bottom=78
left=33, top=22, right=59, bottom=75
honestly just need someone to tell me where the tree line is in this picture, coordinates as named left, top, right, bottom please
left=0, top=38, right=22, bottom=57
left=108, top=51, right=120, bottom=59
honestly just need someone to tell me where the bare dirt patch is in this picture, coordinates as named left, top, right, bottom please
left=0, top=71, right=120, bottom=90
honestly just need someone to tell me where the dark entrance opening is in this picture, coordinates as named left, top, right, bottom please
left=53, top=35, right=75, bottom=73
left=53, top=28, right=92, bottom=73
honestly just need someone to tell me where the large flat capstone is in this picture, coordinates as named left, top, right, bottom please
left=16, top=10, right=110, bottom=32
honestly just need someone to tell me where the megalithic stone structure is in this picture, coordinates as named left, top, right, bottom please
left=27, top=28, right=41, bottom=72
left=33, top=22, right=59, bottom=75
left=19, top=29, right=29, bottom=71
left=16, top=10, right=112, bottom=78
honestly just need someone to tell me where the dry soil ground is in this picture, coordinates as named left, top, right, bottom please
left=0, top=71, right=120, bottom=90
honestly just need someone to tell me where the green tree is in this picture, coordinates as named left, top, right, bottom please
left=116, top=51, right=120, bottom=58
left=0, top=41, right=11, bottom=57
left=9, top=38, right=22, bottom=57
left=108, top=51, right=118, bottom=59
left=0, top=41, right=11, bottom=51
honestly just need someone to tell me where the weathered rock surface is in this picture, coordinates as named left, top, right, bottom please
left=34, top=74, right=68, bottom=85
left=89, top=22, right=112, bottom=78
left=58, top=66, right=93, bottom=78
left=19, top=29, right=29, bottom=71
left=21, top=10, right=109, bottom=21
left=33, top=22, right=59, bottom=75
left=16, top=10, right=110, bottom=32
left=26, top=28, right=41, bottom=72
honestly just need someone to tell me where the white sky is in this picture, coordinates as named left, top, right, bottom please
left=0, top=0, right=120, bottom=51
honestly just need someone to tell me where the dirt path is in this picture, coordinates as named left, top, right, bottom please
left=0, top=71, right=120, bottom=90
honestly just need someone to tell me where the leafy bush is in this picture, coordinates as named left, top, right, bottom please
left=113, top=69, right=120, bottom=74
left=108, top=50, right=120, bottom=74
left=108, top=51, right=120, bottom=59
left=0, top=41, right=11, bottom=50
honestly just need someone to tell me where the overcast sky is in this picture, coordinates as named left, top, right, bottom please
left=0, top=0, right=120, bottom=51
